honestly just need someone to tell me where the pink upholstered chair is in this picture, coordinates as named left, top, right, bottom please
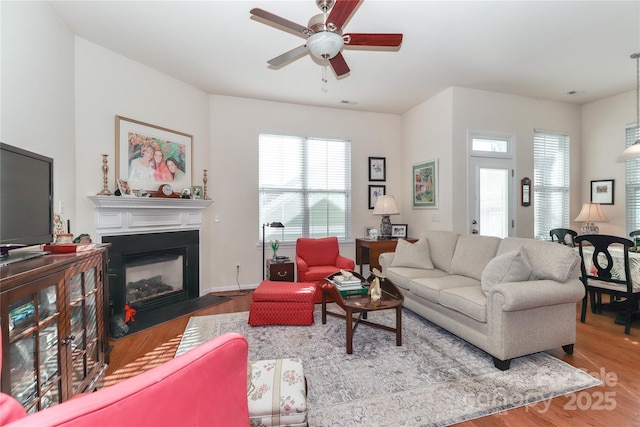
left=296, top=237, right=355, bottom=302
left=1, top=333, right=250, bottom=427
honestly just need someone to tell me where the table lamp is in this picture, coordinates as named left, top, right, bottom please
left=574, top=203, right=608, bottom=234
left=262, top=222, right=285, bottom=280
left=373, top=195, right=399, bottom=239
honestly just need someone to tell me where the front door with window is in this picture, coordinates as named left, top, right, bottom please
left=468, top=132, right=515, bottom=238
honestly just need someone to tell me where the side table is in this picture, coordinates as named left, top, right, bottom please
left=266, top=259, right=295, bottom=281
left=355, top=238, right=417, bottom=275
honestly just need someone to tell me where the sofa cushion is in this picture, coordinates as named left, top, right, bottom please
left=410, top=274, right=480, bottom=303
left=439, top=286, right=488, bottom=323
left=450, top=235, right=502, bottom=280
left=390, top=238, right=434, bottom=269
left=385, top=267, right=447, bottom=290
left=419, top=230, right=460, bottom=273
left=480, top=248, right=533, bottom=296
left=498, top=238, right=580, bottom=282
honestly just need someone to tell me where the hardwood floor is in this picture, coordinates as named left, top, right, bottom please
left=106, top=293, right=640, bottom=425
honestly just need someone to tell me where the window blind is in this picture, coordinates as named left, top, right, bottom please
left=625, top=125, right=640, bottom=234
left=259, top=134, right=351, bottom=243
left=533, top=130, right=570, bottom=240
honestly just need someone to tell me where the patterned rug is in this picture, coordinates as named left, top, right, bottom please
left=176, top=305, right=601, bottom=426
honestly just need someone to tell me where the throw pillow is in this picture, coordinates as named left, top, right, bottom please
left=390, top=238, right=434, bottom=269
left=480, top=247, right=533, bottom=295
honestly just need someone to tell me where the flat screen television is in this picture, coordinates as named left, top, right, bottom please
left=0, top=142, right=54, bottom=264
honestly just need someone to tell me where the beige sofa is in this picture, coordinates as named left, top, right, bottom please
left=379, top=230, right=585, bottom=370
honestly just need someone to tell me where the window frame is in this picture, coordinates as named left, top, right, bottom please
left=533, top=130, right=570, bottom=240
left=258, top=133, right=352, bottom=244
left=625, top=124, right=640, bottom=235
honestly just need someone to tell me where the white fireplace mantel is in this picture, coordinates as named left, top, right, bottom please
left=88, top=195, right=213, bottom=239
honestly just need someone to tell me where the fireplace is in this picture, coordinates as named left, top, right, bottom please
left=103, top=230, right=199, bottom=325
left=89, top=196, right=213, bottom=336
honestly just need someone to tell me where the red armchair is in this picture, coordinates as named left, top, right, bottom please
left=1, top=333, right=250, bottom=427
left=296, top=237, right=355, bottom=302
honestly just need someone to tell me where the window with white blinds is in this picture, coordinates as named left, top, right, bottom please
left=259, top=134, right=351, bottom=244
left=533, top=130, right=570, bottom=240
left=625, top=124, right=640, bottom=234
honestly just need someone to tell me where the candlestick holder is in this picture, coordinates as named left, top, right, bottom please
left=97, top=154, right=113, bottom=195
left=203, top=169, right=210, bottom=200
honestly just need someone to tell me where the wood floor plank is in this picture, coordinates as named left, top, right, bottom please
left=105, top=292, right=640, bottom=424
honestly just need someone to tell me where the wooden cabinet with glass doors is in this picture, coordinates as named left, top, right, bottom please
left=0, top=247, right=109, bottom=414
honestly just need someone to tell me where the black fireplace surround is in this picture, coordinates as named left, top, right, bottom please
left=103, top=230, right=199, bottom=330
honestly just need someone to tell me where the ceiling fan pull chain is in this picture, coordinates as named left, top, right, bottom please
left=322, top=60, right=328, bottom=92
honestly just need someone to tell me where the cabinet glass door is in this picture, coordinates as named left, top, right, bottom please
left=8, top=283, right=62, bottom=412
left=69, top=267, right=101, bottom=394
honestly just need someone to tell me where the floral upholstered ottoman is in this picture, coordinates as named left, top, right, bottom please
left=248, top=357, right=308, bottom=427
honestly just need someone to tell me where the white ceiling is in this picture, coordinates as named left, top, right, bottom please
left=48, top=0, right=640, bottom=115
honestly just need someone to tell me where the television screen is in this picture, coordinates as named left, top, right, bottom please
left=0, top=143, right=54, bottom=251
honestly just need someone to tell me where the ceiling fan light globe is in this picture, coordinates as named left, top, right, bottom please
left=307, top=31, right=343, bottom=60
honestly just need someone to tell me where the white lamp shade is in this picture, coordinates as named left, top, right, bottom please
left=373, top=195, right=399, bottom=216
left=616, top=139, right=640, bottom=162
left=307, top=31, right=343, bottom=60
left=574, top=203, right=608, bottom=222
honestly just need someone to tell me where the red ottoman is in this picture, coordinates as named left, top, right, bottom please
left=248, top=281, right=316, bottom=326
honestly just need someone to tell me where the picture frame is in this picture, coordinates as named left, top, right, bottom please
left=368, top=157, right=386, bottom=181
left=117, top=179, right=135, bottom=197
left=413, top=159, right=438, bottom=209
left=116, top=115, right=193, bottom=192
left=368, top=184, right=386, bottom=209
left=364, top=226, right=375, bottom=239
left=591, top=179, right=614, bottom=205
left=191, top=185, right=203, bottom=200
left=391, top=224, right=408, bottom=238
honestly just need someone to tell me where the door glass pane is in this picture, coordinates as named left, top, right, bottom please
left=480, top=168, right=509, bottom=238
left=472, top=138, right=508, bottom=153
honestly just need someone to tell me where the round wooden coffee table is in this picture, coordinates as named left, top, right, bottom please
left=321, top=272, right=404, bottom=354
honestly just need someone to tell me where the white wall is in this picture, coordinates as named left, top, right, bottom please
left=581, top=90, right=635, bottom=236
left=401, top=88, right=455, bottom=235
left=452, top=88, right=582, bottom=237
left=1, top=1, right=76, bottom=224
left=401, top=87, right=582, bottom=237
left=209, top=95, right=401, bottom=289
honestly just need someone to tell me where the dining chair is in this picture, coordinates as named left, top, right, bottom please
left=549, top=228, right=578, bottom=247
left=630, top=230, right=640, bottom=243
left=575, top=234, right=639, bottom=335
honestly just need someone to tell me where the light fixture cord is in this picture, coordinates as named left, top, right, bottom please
left=635, top=53, right=640, bottom=129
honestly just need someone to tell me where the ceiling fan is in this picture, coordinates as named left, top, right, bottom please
left=250, top=0, right=403, bottom=77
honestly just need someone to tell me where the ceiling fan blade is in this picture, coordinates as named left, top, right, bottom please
left=329, top=52, right=350, bottom=76
left=327, top=0, right=362, bottom=30
left=267, top=45, right=309, bottom=66
left=250, top=8, right=311, bottom=37
left=344, top=33, right=403, bottom=47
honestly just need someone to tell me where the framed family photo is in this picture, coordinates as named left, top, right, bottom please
left=368, top=157, right=386, bottom=181
left=117, top=179, right=135, bottom=197
left=116, top=116, right=193, bottom=192
left=368, top=185, right=386, bottom=209
left=591, top=179, right=614, bottom=205
left=391, top=224, right=408, bottom=238
left=413, top=159, right=438, bottom=209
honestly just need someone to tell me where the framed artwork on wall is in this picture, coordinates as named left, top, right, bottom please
left=412, top=159, right=438, bottom=209
left=368, top=157, right=386, bottom=181
left=116, top=115, right=193, bottom=192
left=368, top=184, right=386, bottom=209
left=591, top=179, right=614, bottom=205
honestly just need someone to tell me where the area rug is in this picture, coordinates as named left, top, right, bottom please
left=176, top=305, right=601, bottom=426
